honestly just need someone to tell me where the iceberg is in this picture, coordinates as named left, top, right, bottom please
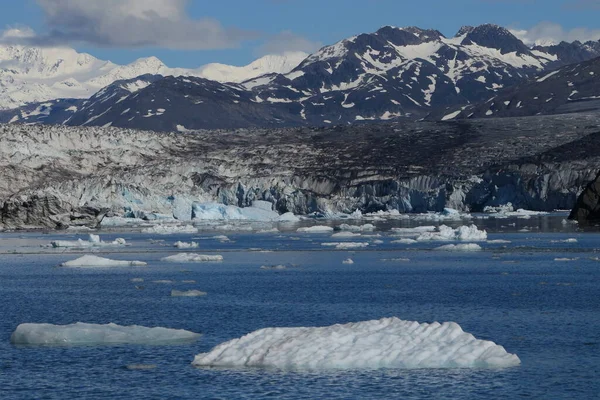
left=342, top=258, right=354, bottom=264
left=174, top=241, right=199, bottom=248
left=297, top=226, right=334, bottom=233
left=338, top=223, right=375, bottom=232
left=321, top=242, right=369, bottom=249
left=161, top=253, right=223, bottom=262
left=331, top=232, right=362, bottom=238
left=435, top=244, right=483, bottom=251
left=391, top=226, right=436, bottom=235
left=260, top=265, right=288, bottom=270
left=60, top=255, right=147, bottom=267
left=391, top=239, right=418, bottom=244
left=417, top=225, right=487, bottom=241
left=171, top=290, right=207, bottom=297
left=11, top=322, right=200, bottom=345
left=50, top=234, right=127, bottom=248
left=278, top=212, right=301, bottom=222
left=192, top=317, right=520, bottom=369
left=141, top=224, right=198, bottom=234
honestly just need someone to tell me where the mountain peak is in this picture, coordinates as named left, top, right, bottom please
left=461, top=24, right=530, bottom=54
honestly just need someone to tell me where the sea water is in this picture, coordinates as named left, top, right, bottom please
left=0, top=215, right=598, bottom=399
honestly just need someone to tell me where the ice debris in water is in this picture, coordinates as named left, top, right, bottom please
left=192, top=317, right=520, bottom=369
left=338, top=223, right=375, bottom=232
left=417, top=225, right=487, bottom=241
left=171, top=290, right=207, bottom=297
left=342, top=258, right=354, bottom=264
left=174, top=241, right=199, bottom=248
left=321, top=242, right=369, bottom=249
left=278, top=212, right=301, bottom=222
left=392, top=238, right=418, bottom=244
left=260, top=265, right=288, bottom=270
left=435, top=243, right=483, bottom=251
left=50, top=234, right=127, bottom=248
left=297, top=226, right=334, bottom=233
left=161, top=253, right=223, bottom=262
left=331, top=232, right=362, bottom=238
left=61, top=255, right=147, bottom=267
left=141, top=224, right=198, bottom=234
left=391, top=226, right=436, bottom=236
left=11, top=322, right=200, bottom=345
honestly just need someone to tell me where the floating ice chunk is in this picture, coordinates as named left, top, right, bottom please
left=338, top=224, right=375, bottom=232
left=342, top=258, right=354, bottom=264
left=50, top=234, right=127, bottom=248
left=297, top=226, right=334, bottom=233
left=260, top=265, right=288, bottom=270
left=331, top=232, right=362, bottom=238
left=392, top=226, right=436, bottom=236
left=11, top=322, right=200, bottom=346
left=551, top=238, right=578, bottom=243
left=417, top=225, right=487, bottom=241
left=192, top=317, right=520, bottom=369
left=174, top=241, right=199, bottom=248
left=278, top=212, right=301, bottom=222
left=487, top=240, right=512, bottom=244
left=141, top=225, right=198, bottom=234
left=171, top=290, right=207, bottom=297
left=161, top=253, right=223, bottom=263
left=392, top=239, right=418, bottom=244
left=554, top=258, right=579, bottom=262
left=130, top=278, right=144, bottom=283
left=322, top=242, right=369, bottom=249
left=435, top=244, right=483, bottom=251
left=153, top=280, right=174, bottom=284
left=61, top=255, right=147, bottom=267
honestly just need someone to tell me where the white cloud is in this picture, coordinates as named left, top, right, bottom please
left=256, top=31, right=322, bottom=56
left=5, top=0, right=257, bottom=50
left=511, top=21, right=600, bottom=46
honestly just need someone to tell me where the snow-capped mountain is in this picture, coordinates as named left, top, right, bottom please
left=3, top=24, right=600, bottom=130
left=0, top=29, right=307, bottom=110
left=436, top=55, right=600, bottom=120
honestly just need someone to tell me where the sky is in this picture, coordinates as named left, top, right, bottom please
left=0, top=0, right=599, bottom=68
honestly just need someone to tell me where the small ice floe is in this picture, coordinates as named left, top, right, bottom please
left=49, top=234, right=127, bottom=248
left=153, top=280, right=174, bottom=284
left=321, top=242, right=369, bottom=249
left=141, top=225, right=198, bottom=234
left=192, top=317, right=520, bottom=369
left=161, top=253, right=223, bottom=263
left=260, top=265, right=288, bottom=270
left=382, top=258, right=410, bottom=262
left=11, top=322, right=200, bottom=345
left=331, top=232, right=362, bottom=238
left=417, top=225, right=487, bottom=241
left=171, top=290, right=207, bottom=297
left=297, top=226, right=334, bottom=233
left=337, top=224, right=376, bottom=232
left=130, top=278, right=144, bottom=283
left=391, top=239, right=418, bottom=244
left=182, top=280, right=197, bottom=284
left=371, top=239, right=384, bottom=244
left=551, top=238, right=578, bottom=243
left=212, top=235, right=230, bottom=242
left=60, top=255, right=147, bottom=267
left=554, top=258, right=579, bottom=262
left=435, top=244, right=482, bottom=251
left=174, top=241, right=199, bottom=248
left=487, top=240, right=512, bottom=244
left=391, top=226, right=436, bottom=236
left=342, top=258, right=354, bottom=264
left=257, top=228, right=280, bottom=234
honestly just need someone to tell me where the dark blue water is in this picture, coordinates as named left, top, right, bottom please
left=0, top=221, right=599, bottom=399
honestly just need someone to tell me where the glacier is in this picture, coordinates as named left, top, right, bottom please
left=192, top=317, right=520, bottom=370
left=10, top=322, right=200, bottom=345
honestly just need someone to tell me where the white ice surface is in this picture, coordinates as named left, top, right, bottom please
left=50, top=234, right=126, bottom=248
left=338, top=223, right=376, bottom=232
left=161, top=253, right=223, bottom=263
left=174, top=241, right=199, bottom=249
left=435, top=243, right=483, bottom=251
left=60, top=255, right=147, bottom=267
left=297, top=226, right=334, bottom=233
left=192, top=203, right=279, bottom=221
left=11, top=322, right=200, bottom=345
left=417, top=225, right=487, bottom=241
left=192, top=317, right=520, bottom=369
left=322, top=242, right=369, bottom=249
left=141, top=225, right=198, bottom=234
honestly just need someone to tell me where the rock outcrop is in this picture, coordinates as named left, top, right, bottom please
left=569, top=171, right=600, bottom=223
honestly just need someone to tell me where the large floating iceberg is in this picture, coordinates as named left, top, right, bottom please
left=417, top=225, right=487, bottom=241
left=161, top=253, right=223, bottom=262
left=192, top=317, right=520, bottom=370
left=11, top=322, right=201, bottom=345
left=60, top=255, right=147, bottom=267
left=50, top=234, right=127, bottom=248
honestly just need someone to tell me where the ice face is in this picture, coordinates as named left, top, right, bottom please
left=192, top=202, right=279, bottom=221
left=192, top=317, right=520, bottom=370
left=161, top=253, right=223, bottom=262
left=10, top=322, right=201, bottom=346
left=60, top=255, right=147, bottom=267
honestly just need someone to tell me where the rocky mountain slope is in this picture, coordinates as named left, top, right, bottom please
left=0, top=28, right=307, bottom=110
left=1, top=112, right=599, bottom=229
left=434, top=55, right=600, bottom=120
left=3, top=24, right=600, bottom=131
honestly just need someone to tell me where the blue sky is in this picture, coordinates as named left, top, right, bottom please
left=1, top=0, right=599, bottom=67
